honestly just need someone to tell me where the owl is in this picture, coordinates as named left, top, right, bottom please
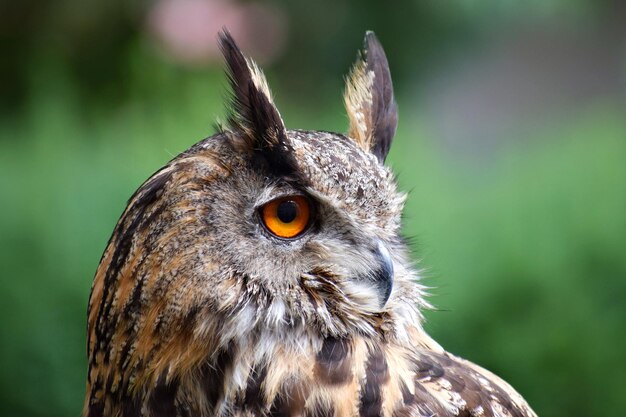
left=84, top=31, right=537, bottom=417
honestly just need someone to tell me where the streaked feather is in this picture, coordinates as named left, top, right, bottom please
left=344, top=32, right=398, bottom=163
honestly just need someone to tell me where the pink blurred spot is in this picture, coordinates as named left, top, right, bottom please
left=147, top=0, right=287, bottom=66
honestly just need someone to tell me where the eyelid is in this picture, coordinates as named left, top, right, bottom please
left=255, top=190, right=309, bottom=211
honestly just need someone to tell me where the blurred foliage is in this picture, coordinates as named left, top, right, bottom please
left=1, top=0, right=613, bottom=113
left=1, top=1, right=625, bottom=417
left=395, top=109, right=626, bottom=417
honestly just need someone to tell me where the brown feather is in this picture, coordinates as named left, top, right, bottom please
left=218, top=30, right=301, bottom=180
left=344, top=31, right=398, bottom=163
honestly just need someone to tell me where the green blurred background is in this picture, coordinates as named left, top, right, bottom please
left=1, top=0, right=625, bottom=416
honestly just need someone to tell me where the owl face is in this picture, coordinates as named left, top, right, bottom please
left=181, top=127, right=407, bottom=325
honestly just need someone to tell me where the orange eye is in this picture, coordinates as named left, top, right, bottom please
left=260, top=195, right=311, bottom=239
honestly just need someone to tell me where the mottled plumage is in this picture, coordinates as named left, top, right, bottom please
left=84, top=30, right=537, bottom=417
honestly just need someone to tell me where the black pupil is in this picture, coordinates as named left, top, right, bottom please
left=277, top=200, right=298, bottom=223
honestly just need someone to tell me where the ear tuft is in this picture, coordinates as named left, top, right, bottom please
left=344, top=31, right=398, bottom=163
left=218, top=30, right=299, bottom=177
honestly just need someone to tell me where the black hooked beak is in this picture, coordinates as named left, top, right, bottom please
left=370, top=240, right=394, bottom=308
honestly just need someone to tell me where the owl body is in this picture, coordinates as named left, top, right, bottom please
left=84, top=32, right=537, bottom=417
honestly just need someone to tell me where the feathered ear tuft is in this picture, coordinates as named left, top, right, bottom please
left=344, top=31, right=398, bottom=163
left=218, top=30, right=299, bottom=177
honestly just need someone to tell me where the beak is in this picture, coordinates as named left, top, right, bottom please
left=370, top=240, right=394, bottom=308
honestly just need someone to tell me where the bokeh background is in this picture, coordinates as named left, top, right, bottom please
left=1, top=0, right=625, bottom=416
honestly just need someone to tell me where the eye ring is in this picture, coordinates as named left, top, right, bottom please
left=259, top=195, right=312, bottom=239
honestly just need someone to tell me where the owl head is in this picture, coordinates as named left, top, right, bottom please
left=85, top=31, right=429, bottom=416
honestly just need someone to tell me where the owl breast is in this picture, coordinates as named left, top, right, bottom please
left=176, top=326, right=533, bottom=417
